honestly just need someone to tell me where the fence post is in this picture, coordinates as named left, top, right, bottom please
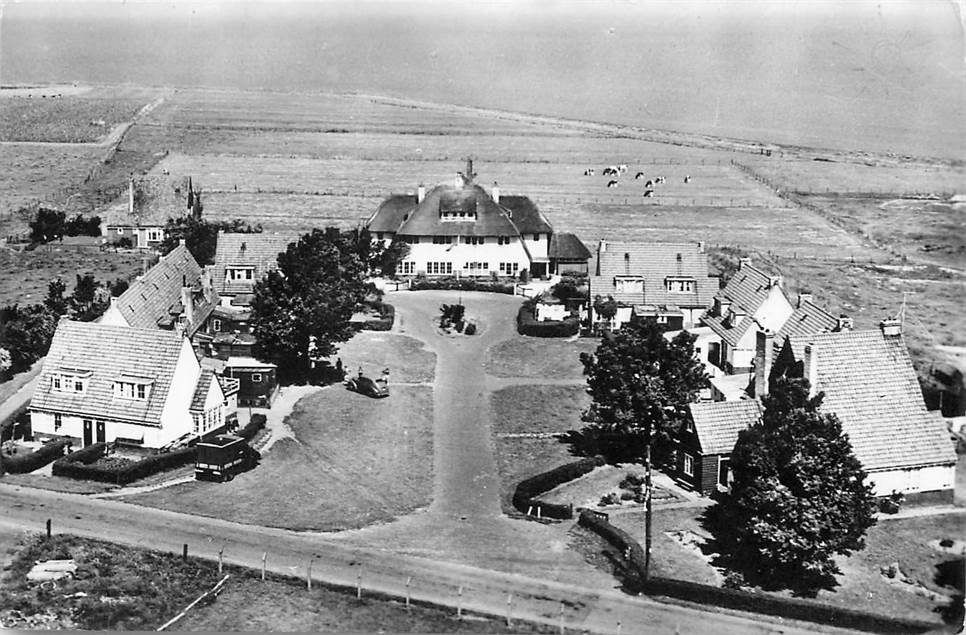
left=356, top=571, right=362, bottom=599
left=405, top=576, right=412, bottom=609
left=506, top=593, right=512, bottom=627
left=457, top=585, right=463, bottom=619
left=261, top=552, right=266, bottom=581
left=182, top=543, right=188, bottom=561
left=218, top=546, right=224, bottom=575
left=46, top=519, right=51, bottom=538
left=617, top=619, right=622, bottom=635
left=559, top=602, right=565, bottom=634
left=306, top=559, right=312, bottom=590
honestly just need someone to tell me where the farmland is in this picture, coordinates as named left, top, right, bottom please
left=0, top=86, right=148, bottom=143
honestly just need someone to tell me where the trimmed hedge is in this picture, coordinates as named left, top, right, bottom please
left=237, top=413, right=267, bottom=442
left=577, top=510, right=937, bottom=634
left=517, top=305, right=580, bottom=338
left=358, top=301, right=395, bottom=331
left=0, top=438, right=70, bottom=475
left=409, top=277, right=515, bottom=295
left=512, top=455, right=605, bottom=519
left=53, top=443, right=197, bottom=485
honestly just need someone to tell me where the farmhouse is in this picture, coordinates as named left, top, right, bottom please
left=99, top=241, right=217, bottom=344
left=101, top=177, right=177, bottom=249
left=366, top=160, right=587, bottom=279
left=701, top=258, right=794, bottom=373
left=29, top=321, right=232, bottom=448
left=588, top=240, right=718, bottom=331
left=211, top=231, right=299, bottom=308
left=772, top=319, right=957, bottom=501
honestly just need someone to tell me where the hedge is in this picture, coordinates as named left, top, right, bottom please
left=0, top=438, right=70, bottom=475
left=237, top=413, right=267, bottom=442
left=408, top=277, right=515, bottom=295
left=517, top=305, right=580, bottom=338
left=357, top=301, right=395, bottom=332
left=577, top=510, right=937, bottom=634
left=53, top=443, right=197, bottom=485
left=512, top=455, right=605, bottom=519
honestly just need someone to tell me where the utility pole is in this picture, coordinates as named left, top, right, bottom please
left=644, top=425, right=652, bottom=581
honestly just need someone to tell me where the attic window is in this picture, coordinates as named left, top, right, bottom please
left=52, top=368, right=92, bottom=394
left=665, top=277, right=695, bottom=293
left=226, top=267, right=254, bottom=282
left=614, top=275, right=644, bottom=295
left=114, top=377, right=153, bottom=401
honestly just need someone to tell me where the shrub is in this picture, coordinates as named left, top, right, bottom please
left=464, top=322, right=477, bottom=336
left=440, top=303, right=465, bottom=329
left=0, top=438, right=69, bottom=474
left=620, top=491, right=634, bottom=501
left=53, top=444, right=196, bottom=484
left=357, top=301, right=394, bottom=331
left=409, top=277, right=515, bottom=294
left=512, top=455, right=605, bottom=519
left=599, top=492, right=620, bottom=506
left=237, top=413, right=267, bottom=441
left=516, top=305, right=579, bottom=338
left=619, top=473, right=645, bottom=489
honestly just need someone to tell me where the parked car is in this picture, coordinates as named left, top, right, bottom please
left=344, top=371, right=390, bottom=398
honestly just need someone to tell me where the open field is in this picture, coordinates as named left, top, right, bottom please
left=0, top=87, right=148, bottom=143
left=0, top=246, right=145, bottom=307
left=611, top=507, right=964, bottom=626
left=485, top=338, right=596, bottom=381
left=490, top=385, right=589, bottom=437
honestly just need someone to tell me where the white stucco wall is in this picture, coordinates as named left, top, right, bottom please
left=867, top=464, right=955, bottom=497
left=97, top=303, right=131, bottom=327
left=31, top=411, right=171, bottom=448
left=157, top=338, right=202, bottom=444
left=400, top=238, right=531, bottom=275
left=753, top=286, right=794, bottom=333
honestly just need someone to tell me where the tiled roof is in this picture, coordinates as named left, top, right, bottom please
left=190, top=368, right=216, bottom=411
left=366, top=183, right=552, bottom=238
left=775, top=299, right=840, bottom=344
left=590, top=241, right=717, bottom=308
left=212, top=232, right=299, bottom=296
left=702, top=263, right=786, bottom=346
left=111, top=244, right=214, bottom=337
left=30, top=321, right=193, bottom=426
left=549, top=233, right=591, bottom=261
left=689, top=400, right=762, bottom=455
left=787, top=329, right=956, bottom=471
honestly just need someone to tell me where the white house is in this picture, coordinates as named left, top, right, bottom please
left=701, top=258, right=794, bottom=373
left=365, top=159, right=586, bottom=279
left=30, top=321, right=229, bottom=448
left=101, top=177, right=178, bottom=249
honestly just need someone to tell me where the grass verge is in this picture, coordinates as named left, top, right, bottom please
left=485, top=337, right=597, bottom=380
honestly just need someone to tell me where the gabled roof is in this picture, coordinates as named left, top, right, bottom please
left=549, top=233, right=591, bottom=261
left=787, top=329, right=956, bottom=471
left=702, top=263, right=786, bottom=346
left=212, top=232, right=299, bottom=296
left=366, top=195, right=417, bottom=233
left=500, top=196, right=553, bottom=235
left=101, top=175, right=187, bottom=228
left=111, top=244, right=214, bottom=337
left=689, top=400, right=762, bottom=455
left=590, top=241, right=717, bottom=308
left=30, top=321, right=193, bottom=426
left=772, top=297, right=841, bottom=360
left=190, top=368, right=216, bottom=412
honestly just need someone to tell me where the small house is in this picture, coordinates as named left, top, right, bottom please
left=101, top=177, right=181, bottom=249
left=223, top=357, right=278, bottom=408
left=676, top=400, right=762, bottom=495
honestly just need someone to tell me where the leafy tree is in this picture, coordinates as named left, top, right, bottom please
left=439, top=303, right=465, bottom=329
left=376, top=239, right=410, bottom=277
left=704, top=377, right=877, bottom=593
left=592, top=295, right=618, bottom=322
left=158, top=217, right=262, bottom=266
left=29, top=208, right=67, bottom=243
left=551, top=278, right=584, bottom=302
left=0, top=347, right=11, bottom=376
left=69, top=274, right=110, bottom=322
left=44, top=279, right=69, bottom=317
left=64, top=214, right=102, bottom=237
left=108, top=278, right=130, bottom=297
left=251, top=228, right=369, bottom=383
left=0, top=304, right=57, bottom=373
left=577, top=318, right=708, bottom=579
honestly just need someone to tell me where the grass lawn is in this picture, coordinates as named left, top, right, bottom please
left=493, top=437, right=575, bottom=514
left=124, top=385, right=434, bottom=531
left=0, top=473, right=116, bottom=495
left=178, top=569, right=550, bottom=633
left=337, top=332, right=436, bottom=384
left=485, top=337, right=597, bottom=381
left=490, top=385, right=589, bottom=436
left=0, top=533, right=222, bottom=630
left=611, top=506, right=964, bottom=625
left=537, top=464, right=686, bottom=510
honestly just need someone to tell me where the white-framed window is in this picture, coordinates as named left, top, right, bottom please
left=54, top=413, right=62, bottom=430
left=53, top=376, right=62, bottom=391
left=464, top=262, right=489, bottom=273
left=400, top=261, right=415, bottom=275
left=498, top=262, right=519, bottom=275
left=665, top=277, right=696, bottom=293
left=212, top=319, right=222, bottom=333
left=402, top=236, right=420, bottom=244
left=532, top=234, right=540, bottom=241
left=683, top=453, right=694, bottom=477
left=432, top=236, right=455, bottom=245
left=251, top=373, right=262, bottom=383
left=376, top=232, right=384, bottom=240
left=73, top=379, right=85, bottom=393
left=193, top=413, right=202, bottom=434
left=113, top=381, right=150, bottom=401
left=426, top=262, right=453, bottom=275
left=147, top=229, right=162, bottom=242
left=614, top=277, right=645, bottom=294
left=227, top=267, right=255, bottom=282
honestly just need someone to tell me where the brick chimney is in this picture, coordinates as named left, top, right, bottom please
left=797, top=292, right=813, bottom=308
left=880, top=318, right=902, bottom=337
left=417, top=184, right=425, bottom=204
left=803, top=343, right=819, bottom=397
left=754, top=328, right=775, bottom=397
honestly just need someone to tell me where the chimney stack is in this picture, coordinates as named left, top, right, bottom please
left=492, top=181, right=500, bottom=204
left=797, top=292, right=813, bottom=308
left=129, top=177, right=135, bottom=215
left=754, top=329, right=775, bottom=398
left=803, top=343, right=819, bottom=397
left=417, top=184, right=426, bottom=204
left=141, top=255, right=150, bottom=276
left=179, top=238, right=186, bottom=247
left=181, top=284, right=193, bottom=327
left=768, top=274, right=783, bottom=289
left=716, top=296, right=732, bottom=317
left=738, top=257, right=751, bottom=270
left=880, top=317, right=902, bottom=337
left=696, top=241, right=705, bottom=252
left=836, top=314, right=853, bottom=331
left=599, top=239, right=607, bottom=253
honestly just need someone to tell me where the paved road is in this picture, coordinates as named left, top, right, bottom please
left=0, top=483, right=833, bottom=635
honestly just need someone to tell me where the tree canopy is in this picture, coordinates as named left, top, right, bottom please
left=575, top=319, right=708, bottom=463
left=158, top=217, right=262, bottom=266
left=250, top=228, right=370, bottom=383
left=705, top=377, right=877, bottom=593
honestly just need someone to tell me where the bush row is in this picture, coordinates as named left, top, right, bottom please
left=517, top=305, right=580, bottom=338
left=53, top=443, right=197, bottom=485
left=0, top=438, right=70, bottom=475
left=512, top=455, right=605, bottom=519
left=357, top=301, right=395, bottom=332
left=236, top=413, right=267, bottom=442
left=576, top=511, right=937, bottom=634
left=408, top=277, right=516, bottom=295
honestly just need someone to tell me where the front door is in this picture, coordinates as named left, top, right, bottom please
left=95, top=420, right=106, bottom=444
left=82, top=419, right=93, bottom=446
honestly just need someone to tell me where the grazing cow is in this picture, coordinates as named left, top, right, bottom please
left=643, top=189, right=654, bottom=197
left=635, top=172, right=645, bottom=180
left=602, top=166, right=619, bottom=176
left=684, top=175, right=691, bottom=184
left=584, top=168, right=596, bottom=176
left=618, top=164, right=628, bottom=174
left=655, top=176, right=666, bottom=184
left=607, top=180, right=619, bottom=188
left=644, top=180, right=653, bottom=188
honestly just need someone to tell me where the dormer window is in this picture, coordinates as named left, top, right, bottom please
left=113, top=375, right=153, bottom=401
left=52, top=368, right=92, bottom=394
left=665, top=277, right=695, bottom=293
left=226, top=267, right=254, bottom=282
left=614, top=276, right=644, bottom=295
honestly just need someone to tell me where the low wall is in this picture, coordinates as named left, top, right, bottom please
left=512, top=455, right=605, bottom=520
left=577, top=510, right=938, bottom=634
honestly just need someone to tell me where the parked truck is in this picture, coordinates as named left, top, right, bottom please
left=194, top=434, right=260, bottom=482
